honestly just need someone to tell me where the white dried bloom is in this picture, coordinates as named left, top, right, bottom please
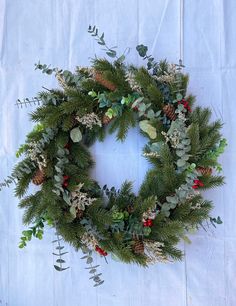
left=125, top=71, right=142, bottom=93
left=71, top=183, right=96, bottom=211
left=56, top=72, right=68, bottom=89
left=77, top=66, right=93, bottom=76
left=191, top=202, right=202, bottom=210
left=154, top=63, right=177, bottom=83
left=162, top=129, right=181, bottom=148
left=143, top=152, right=160, bottom=158
left=144, top=240, right=168, bottom=264
left=80, top=232, right=98, bottom=250
left=27, top=141, right=47, bottom=170
left=177, top=110, right=187, bottom=122
left=142, top=209, right=157, bottom=222
left=76, top=112, right=102, bottom=130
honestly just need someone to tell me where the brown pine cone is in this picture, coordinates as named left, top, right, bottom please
left=76, top=209, right=84, bottom=219
left=132, top=239, right=144, bottom=255
left=94, top=71, right=116, bottom=91
left=127, top=205, right=134, bottom=214
left=32, top=168, right=45, bottom=185
left=71, top=115, right=78, bottom=127
left=102, top=115, right=112, bottom=125
left=197, top=167, right=212, bottom=176
left=163, top=104, right=176, bottom=121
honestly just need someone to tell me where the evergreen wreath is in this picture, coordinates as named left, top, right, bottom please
left=1, top=26, right=227, bottom=286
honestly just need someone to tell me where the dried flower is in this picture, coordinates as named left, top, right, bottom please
left=125, top=71, right=142, bottom=93
left=191, top=202, right=201, bottom=210
left=56, top=72, right=68, bottom=89
left=70, top=183, right=97, bottom=211
left=154, top=63, right=176, bottom=83
left=162, top=129, right=181, bottom=148
left=27, top=141, right=47, bottom=170
left=143, top=152, right=160, bottom=158
left=80, top=232, right=98, bottom=250
left=144, top=240, right=168, bottom=263
left=76, top=113, right=102, bottom=130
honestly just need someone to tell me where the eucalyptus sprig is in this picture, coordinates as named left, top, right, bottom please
left=53, top=230, right=69, bottom=272
left=19, top=216, right=46, bottom=248
left=88, top=25, right=118, bottom=59
left=16, top=97, right=41, bottom=108
left=136, top=44, right=158, bottom=71
left=81, top=245, right=104, bottom=287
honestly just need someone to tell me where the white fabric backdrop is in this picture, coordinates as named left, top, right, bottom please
left=0, top=0, right=235, bottom=305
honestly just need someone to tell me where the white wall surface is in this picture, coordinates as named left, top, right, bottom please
left=0, top=1, right=235, bottom=305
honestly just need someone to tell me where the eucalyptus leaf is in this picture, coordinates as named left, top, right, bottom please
left=176, top=93, right=183, bottom=101
left=146, top=109, right=155, bottom=119
left=70, top=127, right=82, bottom=143
left=139, top=120, right=157, bottom=139
left=176, top=150, right=185, bottom=157
left=56, top=259, right=66, bottom=263
left=132, top=96, right=144, bottom=108
left=86, top=257, right=93, bottom=264
left=138, top=103, right=146, bottom=112
left=69, top=206, right=77, bottom=218
left=166, top=196, right=178, bottom=204
left=177, top=159, right=186, bottom=167
left=54, top=265, right=69, bottom=272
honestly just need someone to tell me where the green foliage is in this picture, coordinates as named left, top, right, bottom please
left=136, top=44, right=158, bottom=71
left=19, top=216, right=45, bottom=248
left=81, top=245, right=104, bottom=287
left=1, top=28, right=226, bottom=282
left=88, top=25, right=117, bottom=59
left=53, top=230, right=69, bottom=272
left=109, top=108, right=136, bottom=141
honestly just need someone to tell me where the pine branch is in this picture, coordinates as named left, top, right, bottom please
left=200, top=175, right=225, bottom=189
left=109, top=109, right=136, bottom=141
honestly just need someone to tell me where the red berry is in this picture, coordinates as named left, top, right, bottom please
left=63, top=181, right=69, bottom=188
left=64, top=143, right=70, bottom=150
left=95, top=245, right=108, bottom=256
left=63, top=175, right=70, bottom=181
left=143, top=219, right=153, bottom=227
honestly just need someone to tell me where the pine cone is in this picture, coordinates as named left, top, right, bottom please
left=127, top=205, right=134, bottom=214
left=197, top=167, right=212, bottom=176
left=76, top=209, right=84, bottom=219
left=132, top=239, right=144, bottom=255
left=163, top=104, right=176, bottom=121
left=94, top=71, right=116, bottom=91
left=32, top=168, right=45, bottom=185
left=102, top=115, right=112, bottom=125
left=71, top=115, right=78, bottom=127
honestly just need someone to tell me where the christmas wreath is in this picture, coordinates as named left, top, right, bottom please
left=1, top=26, right=227, bottom=286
